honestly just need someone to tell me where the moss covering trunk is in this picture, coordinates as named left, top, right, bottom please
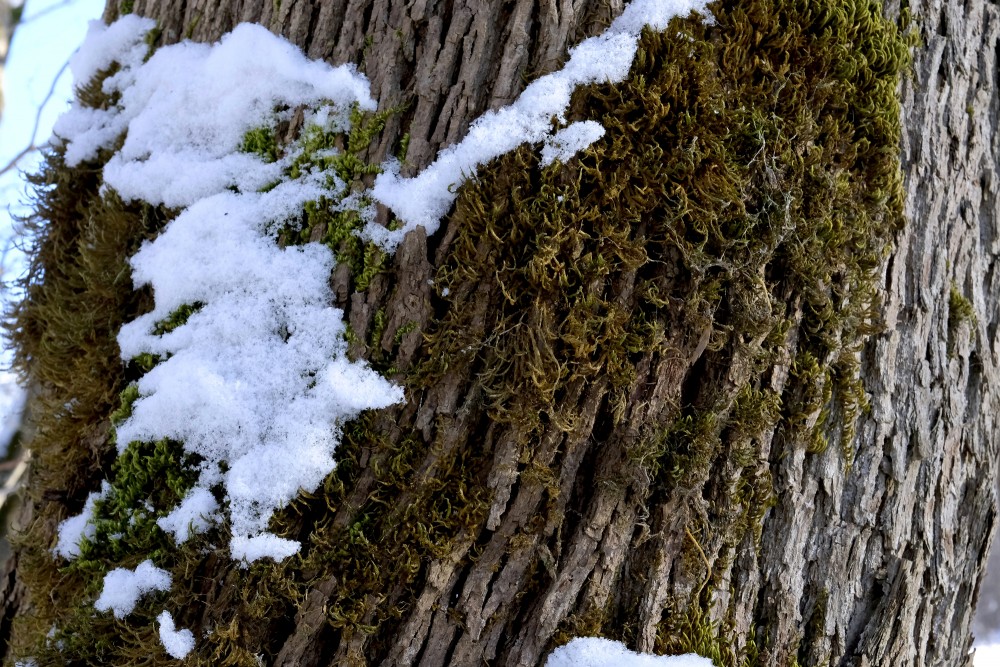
left=0, top=0, right=996, bottom=665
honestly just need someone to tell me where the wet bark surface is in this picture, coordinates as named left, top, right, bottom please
left=0, top=0, right=994, bottom=665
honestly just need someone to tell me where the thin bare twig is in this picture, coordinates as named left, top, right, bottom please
left=0, top=57, right=70, bottom=178
left=0, top=143, right=35, bottom=178
left=17, top=0, right=81, bottom=26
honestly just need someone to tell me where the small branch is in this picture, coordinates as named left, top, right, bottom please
left=16, top=0, right=81, bottom=26
left=0, top=144, right=35, bottom=178
left=0, top=57, right=71, bottom=178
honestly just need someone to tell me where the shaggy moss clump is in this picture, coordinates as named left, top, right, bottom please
left=422, top=0, right=908, bottom=663
left=3, top=149, right=171, bottom=661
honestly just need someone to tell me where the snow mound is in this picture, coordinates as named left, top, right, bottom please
left=157, top=611, right=195, bottom=659
left=59, top=16, right=402, bottom=564
left=546, top=638, right=715, bottom=667
left=95, top=560, right=171, bottom=619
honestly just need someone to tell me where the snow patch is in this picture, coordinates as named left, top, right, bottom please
left=68, top=16, right=154, bottom=95
left=54, top=16, right=155, bottom=166
left=157, top=611, right=195, bottom=659
left=540, top=121, right=606, bottom=166
left=53, top=482, right=108, bottom=559
left=57, top=21, right=375, bottom=207
left=230, top=533, right=302, bottom=564
left=546, top=638, right=715, bottom=667
left=95, top=560, right=171, bottom=619
left=974, top=643, right=1000, bottom=667
left=77, top=25, right=404, bottom=561
left=156, top=487, right=218, bottom=543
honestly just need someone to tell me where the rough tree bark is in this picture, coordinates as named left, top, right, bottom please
left=0, top=0, right=996, bottom=666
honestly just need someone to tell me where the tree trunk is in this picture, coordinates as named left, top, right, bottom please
left=0, top=0, right=997, bottom=666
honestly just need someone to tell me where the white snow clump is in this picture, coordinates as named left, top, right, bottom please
left=94, top=560, right=172, bottom=619
left=540, top=121, right=607, bottom=167
left=157, top=611, right=196, bottom=659
left=546, top=638, right=715, bottom=667
left=53, top=482, right=108, bottom=560
left=155, top=486, right=218, bottom=543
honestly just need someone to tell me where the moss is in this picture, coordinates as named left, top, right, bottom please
left=110, top=383, right=141, bottom=427
left=65, top=442, right=194, bottom=582
left=4, top=146, right=170, bottom=661
left=241, top=104, right=397, bottom=293
left=656, top=591, right=748, bottom=667
left=240, top=126, right=278, bottom=163
left=184, top=13, right=201, bottom=40
left=948, top=281, right=977, bottom=350
left=151, top=302, right=203, bottom=335
left=2, top=60, right=205, bottom=664
left=424, top=0, right=908, bottom=661
left=131, top=351, right=161, bottom=373
left=393, top=320, right=418, bottom=344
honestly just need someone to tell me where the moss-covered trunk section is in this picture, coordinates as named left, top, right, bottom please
left=0, top=0, right=996, bottom=666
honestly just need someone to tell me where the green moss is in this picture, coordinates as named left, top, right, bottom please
left=948, top=281, right=977, bottom=348
left=657, top=598, right=729, bottom=666
left=370, top=308, right=387, bottom=350
left=151, top=302, right=202, bottom=335
left=74, top=436, right=198, bottom=569
left=393, top=321, right=418, bottom=344
left=240, top=126, right=279, bottom=163
left=110, top=383, right=141, bottom=427
left=131, top=351, right=161, bottom=373
left=244, top=103, right=400, bottom=292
